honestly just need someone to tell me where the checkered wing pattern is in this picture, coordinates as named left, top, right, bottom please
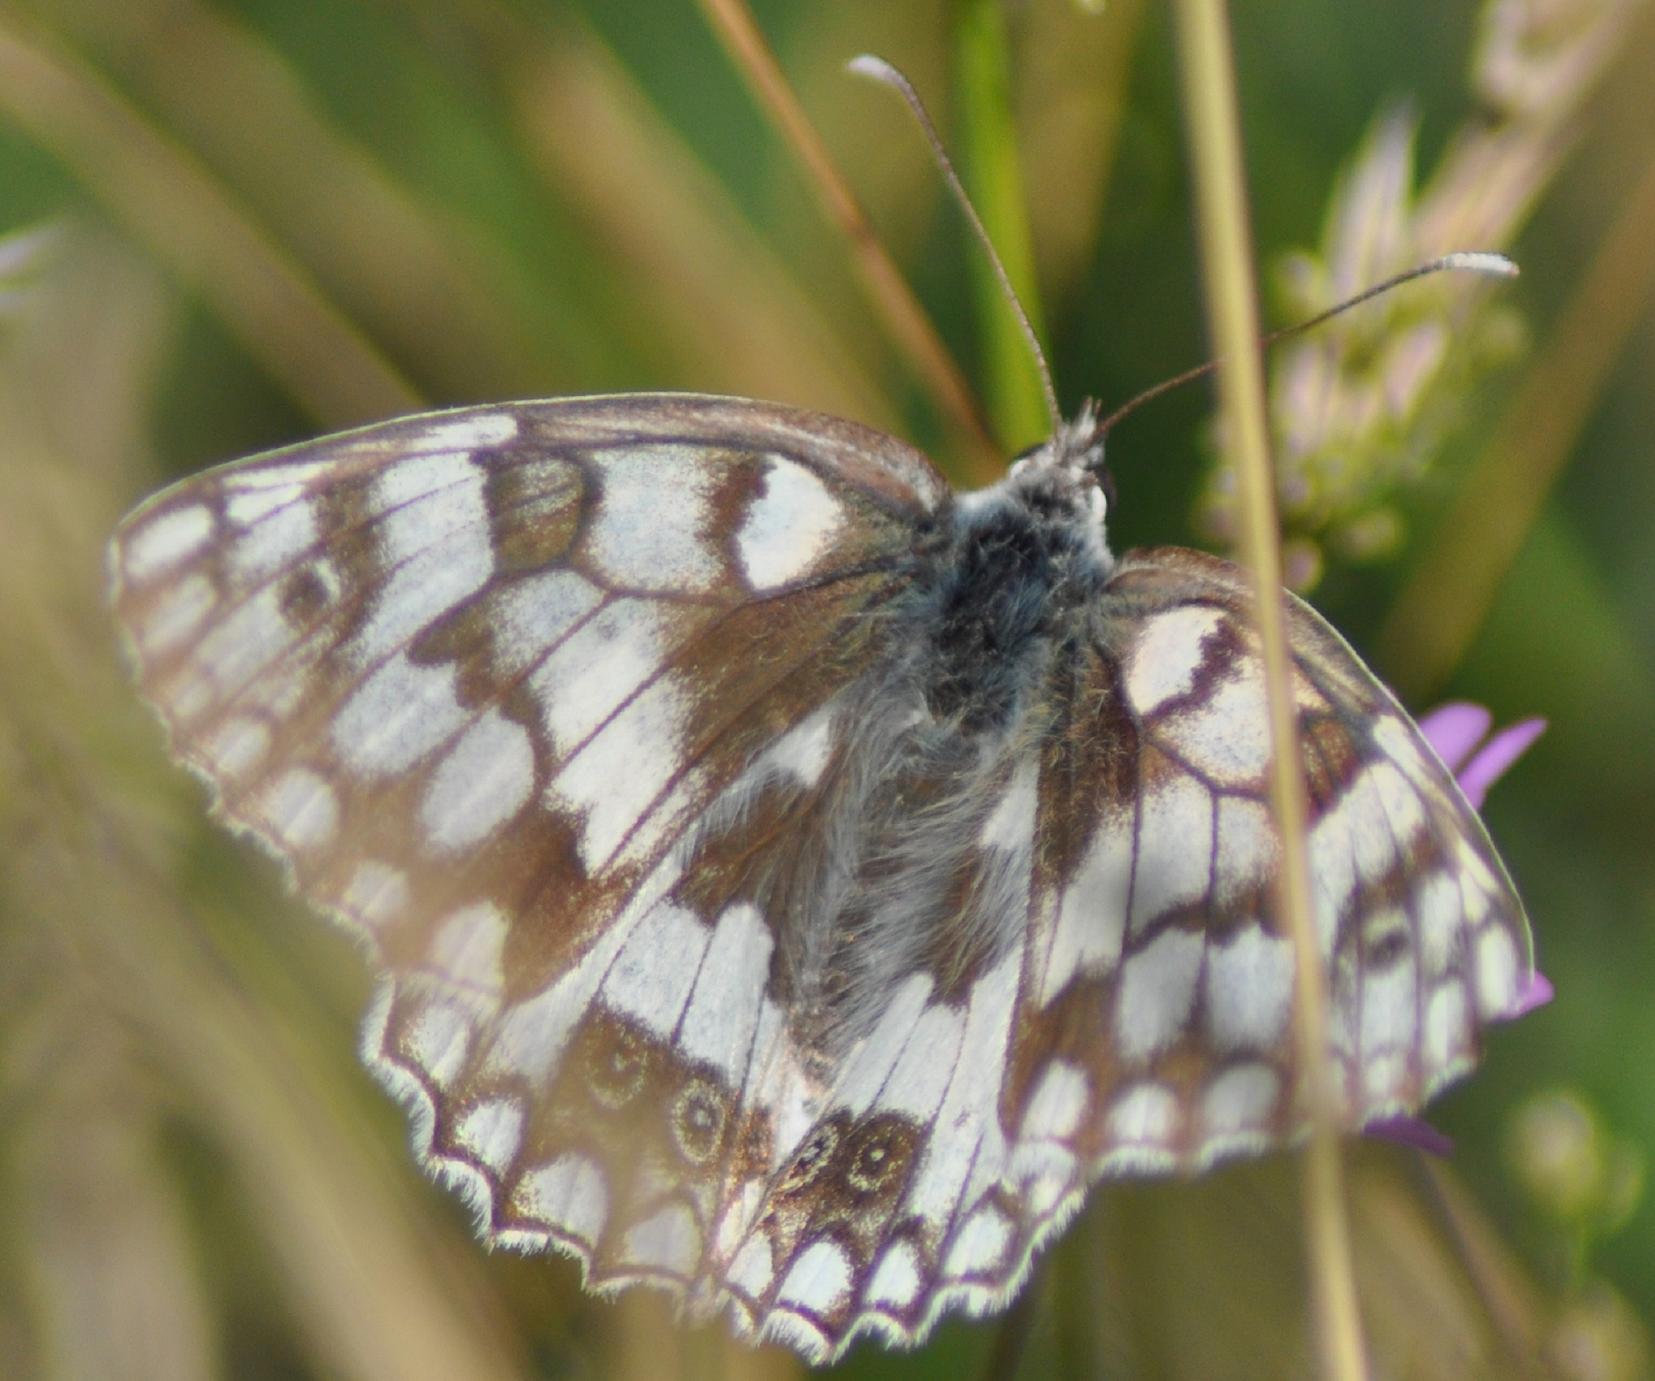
left=109, top=395, right=1532, bottom=1363
left=108, top=393, right=944, bottom=1331
left=992, top=543, right=1531, bottom=1200
left=674, top=546, right=1529, bottom=1359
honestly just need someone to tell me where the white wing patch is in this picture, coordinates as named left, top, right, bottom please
left=675, top=903, right=775, bottom=1082
left=598, top=901, right=710, bottom=1039
left=1042, top=815, right=1131, bottom=1000
left=1019, top=1060, right=1089, bottom=1141
left=979, top=757, right=1040, bottom=850
left=828, top=973, right=934, bottom=1115
left=751, top=701, right=837, bottom=787
left=866, top=1240, right=923, bottom=1309
left=1109, top=1082, right=1179, bottom=1151
left=350, top=451, right=491, bottom=667
left=872, top=986, right=964, bottom=1123
left=431, top=901, right=510, bottom=996
left=492, top=569, right=604, bottom=675
left=415, top=412, right=519, bottom=452
left=1128, top=774, right=1212, bottom=933
left=1205, top=927, right=1294, bottom=1052
left=737, top=456, right=847, bottom=590
left=1164, top=669, right=1272, bottom=786
left=779, top=1241, right=853, bottom=1311
left=529, top=597, right=677, bottom=756
left=1202, top=1064, right=1278, bottom=1142
left=121, top=503, right=214, bottom=582
left=519, top=1154, right=608, bottom=1245
left=257, top=766, right=340, bottom=852
left=1474, top=926, right=1519, bottom=1017
left=229, top=491, right=317, bottom=579
left=1123, top=605, right=1224, bottom=715
left=342, top=861, right=408, bottom=932
left=419, top=710, right=536, bottom=852
left=586, top=447, right=722, bottom=594
left=545, top=671, right=697, bottom=872
left=1115, top=927, right=1205, bottom=1063
left=333, top=654, right=469, bottom=778
left=1213, top=795, right=1276, bottom=905
left=200, top=715, right=272, bottom=781
left=139, top=572, right=216, bottom=656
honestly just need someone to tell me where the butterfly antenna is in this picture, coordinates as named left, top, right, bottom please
left=849, top=54, right=1063, bottom=441
left=1093, top=251, right=1519, bottom=438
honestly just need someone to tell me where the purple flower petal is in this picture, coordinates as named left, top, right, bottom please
left=1456, top=717, right=1546, bottom=810
left=1502, top=970, right=1554, bottom=1020
left=1418, top=702, right=1492, bottom=773
left=1365, top=1115, right=1455, bottom=1157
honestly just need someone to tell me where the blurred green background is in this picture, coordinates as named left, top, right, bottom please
left=1, top=0, right=1652, bottom=1377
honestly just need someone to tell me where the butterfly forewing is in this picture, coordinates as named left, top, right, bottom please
left=113, top=394, right=934, bottom=947
left=110, top=394, right=1532, bottom=1364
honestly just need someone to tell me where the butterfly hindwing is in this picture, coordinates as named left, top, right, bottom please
left=1104, top=546, right=1530, bottom=1108
left=1003, top=544, right=1526, bottom=1165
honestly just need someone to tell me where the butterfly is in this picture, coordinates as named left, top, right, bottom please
left=108, top=391, right=1533, bottom=1362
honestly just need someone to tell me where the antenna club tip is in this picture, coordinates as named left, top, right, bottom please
left=1441, top=250, right=1520, bottom=279
left=846, top=54, right=899, bottom=84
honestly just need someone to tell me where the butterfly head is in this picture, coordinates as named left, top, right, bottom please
left=989, top=401, right=1117, bottom=576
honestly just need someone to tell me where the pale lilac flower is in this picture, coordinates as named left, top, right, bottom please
left=1505, top=971, right=1555, bottom=1020
left=1442, top=715, right=1547, bottom=813
left=1416, top=701, right=1495, bottom=773
left=1200, top=0, right=1639, bottom=582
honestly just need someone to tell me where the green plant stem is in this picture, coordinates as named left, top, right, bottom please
left=1170, top=4, right=1368, bottom=1379
left=951, top=0, right=1053, bottom=452
left=695, top=0, right=1002, bottom=482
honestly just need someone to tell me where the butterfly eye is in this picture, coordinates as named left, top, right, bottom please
left=1089, top=455, right=1118, bottom=516
left=1088, top=477, right=1110, bottom=527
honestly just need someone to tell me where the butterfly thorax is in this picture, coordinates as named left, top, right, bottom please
left=915, top=421, right=1114, bottom=735
left=721, top=424, right=1125, bottom=1061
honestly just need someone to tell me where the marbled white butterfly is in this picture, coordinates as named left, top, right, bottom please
left=108, top=388, right=1533, bottom=1362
